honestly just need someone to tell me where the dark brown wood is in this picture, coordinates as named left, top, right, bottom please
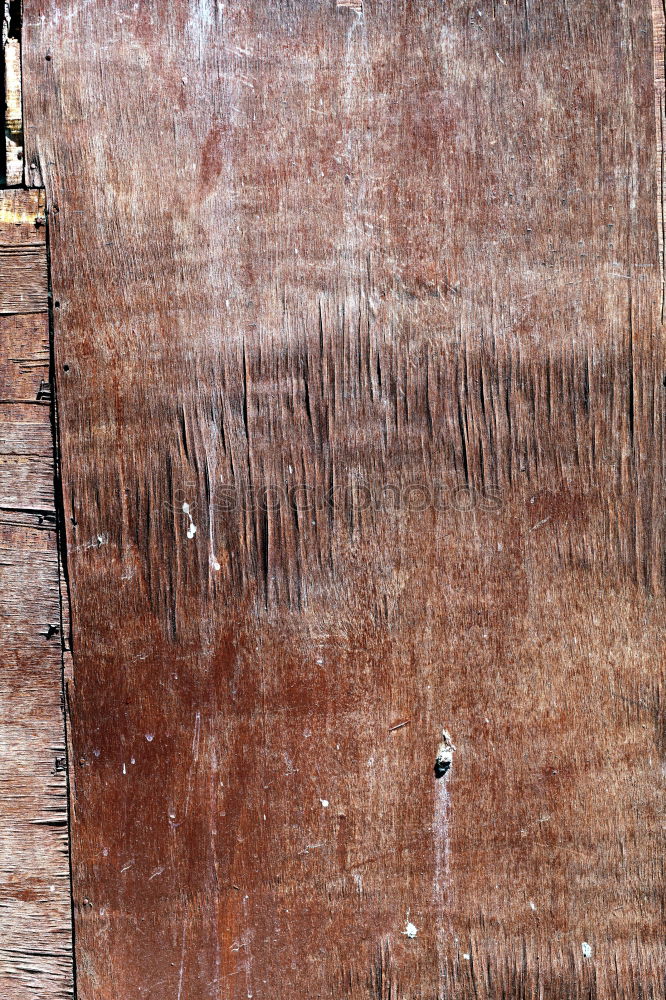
left=21, top=2, right=666, bottom=997
left=0, top=188, right=73, bottom=998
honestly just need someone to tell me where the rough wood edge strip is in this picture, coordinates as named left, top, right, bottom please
left=0, top=187, right=74, bottom=998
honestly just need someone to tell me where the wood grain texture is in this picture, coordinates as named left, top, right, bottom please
left=22, top=2, right=666, bottom=998
left=0, top=190, right=73, bottom=997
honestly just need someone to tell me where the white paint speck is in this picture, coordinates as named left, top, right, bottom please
left=122, top=763, right=126, bottom=775
left=403, top=921, right=418, bottom=939
left=320, top=799, right=329, bottom=808
left=182, top=501, right=197, bottom=540
left=145, top=733, right=154, bottom=742
left=212, top=559, right=221, bottom=571
left=582, top=942, right=592, bottom=959
left=529, top=901, right=536, bottom=911
left=462, top=953, right=470, bottom=961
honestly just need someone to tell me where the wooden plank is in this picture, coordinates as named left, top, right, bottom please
left=0, top=190, right=73, bottom=998
left=0, top=245, right=49, bottom=315
left=0, top=190, right=46, bottom=244
left=0, top=313, right=51, bottom=403
left=22, top=2, right=666, bottom=998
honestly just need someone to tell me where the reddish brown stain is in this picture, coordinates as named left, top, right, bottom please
left=198, top=119, right=227, bottom=193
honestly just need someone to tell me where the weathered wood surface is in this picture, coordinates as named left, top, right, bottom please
left=0, top=189, right=73, bottom=998
left=22, top=2, right=666, bottom=998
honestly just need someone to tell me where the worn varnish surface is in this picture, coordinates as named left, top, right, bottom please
left=0, top=189, right=73, bottom=997
left=21, top=2, right=666, bottom=998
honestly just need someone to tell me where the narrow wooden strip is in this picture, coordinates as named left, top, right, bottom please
left=0, top=188, right=73, bottom=999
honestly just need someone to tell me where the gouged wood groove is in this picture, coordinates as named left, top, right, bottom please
left=20, top=1, right=666, bottom=998
left=0, top=189, right=73, bottom=998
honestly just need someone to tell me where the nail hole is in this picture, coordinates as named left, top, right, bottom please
left=54, top=301, right=61, bottom=308
left=63, top=364, right=70, bottom=372
left=45, top=53, right=52, bottom=61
